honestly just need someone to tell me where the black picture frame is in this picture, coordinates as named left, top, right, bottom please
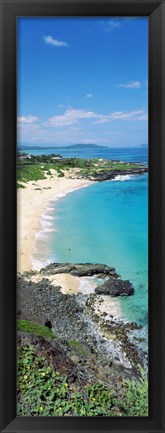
left=0, top=0, right=165, bottom=432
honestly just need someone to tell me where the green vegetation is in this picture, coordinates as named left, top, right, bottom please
left=17, top=162, right=46, bottom=186
left=17, top=346, right=116, bottom=416
left=118, top=365, right=148, bottom=416
left=17, top=183, right=26, bottom=189
left=17, top=344, right=148, bottom=417
left=57, top=171, right=65, bottom=177
left=17, top=153, right=145, bottom=188
left=67, top=339, right=91, bottom=356
left=17, top=319, right=56, bottom=339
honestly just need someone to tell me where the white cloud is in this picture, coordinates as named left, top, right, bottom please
left=45, top=108, right=102, bottom=127
left=100, top=19, right=121, bottom=32
left=17, top=115, right=38, bottom=124
left=43, top=35, right=68, bottom=47
left=89, top=109, right=147, bottom=123
left=94, top=110, right=148, bottom=123
left=18, top=109, right=148, bottom=140
left=109, top=110, right=147, bottom=121
left=86, top=93, right=93, bottom=98
left=45, top=107, right=148, bottom=128
left=117, top=81, right=142, bottom=89
left=17, top=108, right=148, bottom=146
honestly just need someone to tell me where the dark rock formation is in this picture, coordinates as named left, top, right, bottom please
left=95, top=278, right=134, bottom=297
left=17, top=271, right=147, bottom=378
left=89, top=167, right=148, bottom=182
left=40, top=262, right=117, bottom=278
left=45, top=319, right=52, bottom=329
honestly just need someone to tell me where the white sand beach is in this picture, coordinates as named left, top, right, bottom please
left=17, top=169, right=93, bottom=275
left=17, top=169, right=122, bottom=318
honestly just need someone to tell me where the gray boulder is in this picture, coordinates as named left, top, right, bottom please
left=40, top=262, right=117, bottom=277
left=95, top=278, right=134, bottom=297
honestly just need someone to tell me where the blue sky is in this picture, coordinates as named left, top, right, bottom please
left=17, top=17, right=148, bottom=147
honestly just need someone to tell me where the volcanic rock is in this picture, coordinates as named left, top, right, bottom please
left=40, top=262, right=117, bottom=277
left=95, top=278, right=134, bottom=297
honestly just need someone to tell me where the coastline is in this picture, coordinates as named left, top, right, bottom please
left=17, top=169, right=93, bottom=273
left=17, top=168, right=124, bottom=321
left=17, top=169, right=126, bottom=330
left=17, top=159, right=148, bottom=407
left=17, top=168, right=147, bottom=328
left=17, top=160, right=148, bottom=361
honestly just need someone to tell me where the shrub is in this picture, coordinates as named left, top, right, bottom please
left=119, top=365, right=148, bottom=416
left=17, top=346, right=117, bottom=416
left=17, top=345, right=148, bottom=417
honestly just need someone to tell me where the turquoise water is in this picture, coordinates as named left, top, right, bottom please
left=48, top=175, right=148, bottom=327
left=32, top=147, right=148, bottom=344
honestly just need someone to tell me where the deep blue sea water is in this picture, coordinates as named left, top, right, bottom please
left=20, top=145, right=148, bottom=164
left=31, top=146, right=148, bottom=346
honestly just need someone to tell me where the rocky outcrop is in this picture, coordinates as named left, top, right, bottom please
left=17, top=273, right=141, bottom=377
left=17, top=260, right=148, bottom=381
left=88, top=167, right=148, bottom=182
left=39, top=262, right=118, bottom=278
left=95, top=278, right=134, bottom=297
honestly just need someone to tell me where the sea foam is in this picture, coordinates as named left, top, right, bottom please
left=111, top=174, right=133, bottom=182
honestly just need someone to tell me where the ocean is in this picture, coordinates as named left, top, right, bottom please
left=30, top=146, right=148, bottom=348
left=20, top=145, right=148, bottom=164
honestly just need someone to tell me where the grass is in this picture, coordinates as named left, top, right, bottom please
left=110, top=163, right=138, bottom=170
left=17, top=164, right=46, bottom=185
left=67, top=339, right=91, bottom=356
left=17, top=319, right=56, bottom=339
left=17, top=182, right=26, bottom=189
left=17, top=155, right=144, bottom=188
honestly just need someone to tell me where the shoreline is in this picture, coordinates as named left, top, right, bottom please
left=17, top=165, right=148, bottom=383
left=17, top=170, right=93, bottom=273
left=17, top=269, right=148, bottom=374
left=17, top=169, right=124, bottom=325
left=30, top=182, right=95, bottom=271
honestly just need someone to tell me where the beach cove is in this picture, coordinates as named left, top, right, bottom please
left=17, top=151, right=148, bottom=416
left=17, top=155, right=147, bottom=332
left=17, top=169, right=93, bottom=273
